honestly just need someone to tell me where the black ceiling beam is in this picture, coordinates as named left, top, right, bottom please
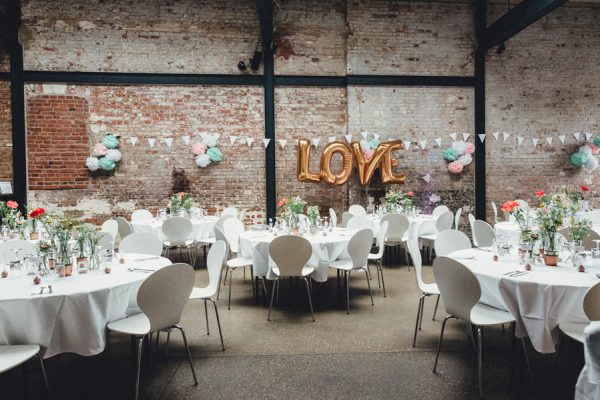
left=482, top=0, right=567, bottom=50
left=275, top=75, right=346, bottom=87
left=347, top=75, right=475, bottom=87
left=0, top=71, right=9, bottom=80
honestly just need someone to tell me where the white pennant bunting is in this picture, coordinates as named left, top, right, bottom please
left=574, top=132, right=581, bottom=142
left=492, top=131, right=499, bottom=141
left=422, top=174, right=431, bottom=183
left=517, top=136, right=524, bottom=146
left=586, top=132, right=593, bottom=142
left=278, top=139, right=287, bottom=149
left=462, top=132, right=470, bottom=141
left=360, top=131, right=368, bottom=140
left=559, top=134, right=566, bottom=144
left=328, top=136, right=337, bottom=143
left=503, top=132, right=511, bottom=142
left=404, top=139, right=412, bottom=150
left=213, top=133, right=221, bottom=141
left=434, top=138, right=442, bottom=147
left=181, top=135, right=190, bottom=145
left=229, top=135, right=238, bottom=145
left=311, top=138, right=320, bottom=148
left=374, top=133, right=380, bottom=140
left=147, top=138, right=156, bottom=148
left=546, top=136, right=553, bottom=146
left=163, top=137, right=173, bottom=148
left=478, top=134, right=486, bottom=143
left=129, top=137, right=138, bottom=146
left=246, top=137, right=254, bottom=147
left=344, top=134, right=353, bottom=143
left=419, top=140, right=427, bottom=150
left=532, top=138, right=539, bottom=147
left=262, top=138, right=271, bottom=148
left=449, top=132, right=457, bottom=141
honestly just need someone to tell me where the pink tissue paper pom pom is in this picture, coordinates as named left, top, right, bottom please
left=587, top=143, right=600, bottom=155
left=191, top=142, right=207, bottom=156
left=363, top=149, right=374, bottom=162
left=92, top=143, right=108, bottom=157
left=464, top=142, right=475, bottom=155
left=448, top=160, right=464, bottom=174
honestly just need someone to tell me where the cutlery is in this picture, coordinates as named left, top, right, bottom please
left=505, top=271, right=528, bottom=277
left=132, top=256, right=161, bottom=262
left=454, top=256, right=476, bottom=260
left=128, top=267, right=154, bottom=273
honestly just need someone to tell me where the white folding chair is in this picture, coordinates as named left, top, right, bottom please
left=119, top=232, right=163, bottom=256
left=432, top=205, right=450, bottom=217
left=189, top=241, right=228, bottom=350
left=268, top=235, right=315, bottom=321
left=583, top=231, right=600, bottom=251
left=348, top=204, right=367, bottom=215
left=329, top=208, right=337, bottom=228
left=341, top=211, right=354, bottom=228
left=162, top=216, right=194, bottom=265
left=473, top=219, right=496, bottom=248
left=454, top=208, right=462, bottom=230
left=101, top=219, right=119, bottom=240
left=0, top=345, right=49, bottom=395
left=106, top=263, right=197, bottom=400
left=419, top=211, right=454, bottom=259
left=131, top=209, right=153, bottom=222
left=434, top=229, right=471, bottom=257
left=381, top=213, right=411, bottom=270
left=491, top=202, right=499, bottom=224
left=222, top=218, right=254, bottom=310
left=116, top=216, right=133, bottom=240
left=368, top=221, right=389, bottom=297
left=222, top=207, right=238, bottom=218
left=329, top=229, right=375, bottom=314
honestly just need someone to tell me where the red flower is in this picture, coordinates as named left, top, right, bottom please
left=407, top=191, right=414, bottom=197
left=6, top=201, right=18, bottom=209
left=277, top=197, right=288, bottom=208
left=581, top=185, right=590, bottom=192
left=535, top=190, right=545, bottom=197
left=176, top=192, right=186, bottom=198
left=29, top=207, right=45, bottom=219
left=500, top=200, right=520, bottom=213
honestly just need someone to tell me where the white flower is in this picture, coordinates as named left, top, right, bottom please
left=195, top=154, right=211, bottom=168
left=105, top=149, right=122, bottom=162
left=201, top=133, right=218, bottom=148
left=451, top=140, right=468, bottom=155
left=360, top=139, right=371, bottom=153
left=585, top=156, right=599, bottom=172
left=85, top=156, right=100, bottom=171
left=457, top=153, right=472, bottom=166
left=579, top=145, right=593, bottom=158
left=429, top=193, right=441, bottom=203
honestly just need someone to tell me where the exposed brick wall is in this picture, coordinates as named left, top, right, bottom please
left=0, top=82, right=12, bottom=183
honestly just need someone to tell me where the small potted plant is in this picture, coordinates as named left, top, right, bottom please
left=86, top=230, right=103, bottom=270
left=28, top=207, right=45, bottom=240
left=75, top=225, right=91, bottom=272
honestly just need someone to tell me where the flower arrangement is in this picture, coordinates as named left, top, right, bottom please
left=443, top=141, right=475, bottom=174
left=0, top=200, right=19, bottom=229
left=86, top=133, right=122, bottom=172
left=192, top=133, right=223, bottom=168
left=569, top=142, right=599, bottom=171
left=535, top=193, right=567, bottom=255
left=28, top=207, right=45, bottom=232
left=501, top=200, right=531, bottom=242
left=169, top=192, right=196, bottom=216
left=306, top=205, right=320, bottom=223
left=385, top=190, right=414, bottom=210
left=278, top=196, right=306, bottom=229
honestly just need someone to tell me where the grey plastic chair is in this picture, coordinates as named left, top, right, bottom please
left=473, top=219, right=496, bottom=248
left=434, top=229, right=472, bottom=257
left=119, top=232, right=163, bottom=256
left=162, top=216, right=194, bottom=265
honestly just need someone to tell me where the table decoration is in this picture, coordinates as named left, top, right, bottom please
left=570, top=143, right=599, bottom=171
left=278, top=196, right=306, bottom=234
left=443, top=140, right=474, bottom=174
left=0, top=200, right=19, bottom=230
left=306, top=205, right=319, bottom=234
left=28, top=207, right=44, bottom=240
left=86, top=133, right=122, bottom=173
left=168, top=192, right=196, bottom=217
left=384, top=189, right=413, bottom=213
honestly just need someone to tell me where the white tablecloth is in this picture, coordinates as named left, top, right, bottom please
left=366, top=214, right=437, bottom=241
left=448, top=248, right=597, bottom=353
left=131, top=216, right=218, bottom=242
left=239, top=228, right=355, bottom=282
left=0, top=254, right=171, bottom=358
left=494, top=222, right=520, bottom=247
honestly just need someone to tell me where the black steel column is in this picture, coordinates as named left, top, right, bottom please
left=474, top=0, right=487, bottom=220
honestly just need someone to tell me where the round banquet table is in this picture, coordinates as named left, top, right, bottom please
left=366, top=213, right=437, bottom=242
left=131, top=216, right=218, bottom=242
left=239, top=228, right=357, bottom=282
left=0, top=254, right=171, bottom=359
left=448, top=247, right=598, bottom=353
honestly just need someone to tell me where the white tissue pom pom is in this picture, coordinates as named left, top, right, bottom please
left=195, top=154, right=211, bottom=168
left=106, top=149, right=122, bottom=162
left=458, top=153, right=472, bottom=166
left=429, top=193, right=441, bottom=203
left=585, top=156, right=599, bottom=172
left=579, top=145, right=593, bottom=158
left=201, top=133, right=218, bottom=148
left=360, top=139, right=371, bottom=152
left=85, top=156, right=100, bottom=171
left=451, top=140, right=468, bottom=155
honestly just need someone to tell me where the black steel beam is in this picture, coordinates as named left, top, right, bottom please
left=483, top=0, right=567, bottom=50
left=474, top=0, right=487, bottom=221
left=0, top=71, right=9, bottom=80
left=275, top=75, right=346, bottom=87
left=347, top=75, right=475, bottom=87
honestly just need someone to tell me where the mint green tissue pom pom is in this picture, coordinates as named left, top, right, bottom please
left=369, top=139, right=380, bottom=149
left=443, top=148, right=459, bottom=162
left=594, top=136, right=600, bottom=148
left=102, top=134, right=120, bottom=149
left=207, top=147, right=223, bottom=162
left=570, top=151, right=587, bottom=167
left=98, top=157, right=116, bottom=171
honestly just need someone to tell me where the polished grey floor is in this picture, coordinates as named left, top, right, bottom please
left=1, top=256, right=583, bottom=399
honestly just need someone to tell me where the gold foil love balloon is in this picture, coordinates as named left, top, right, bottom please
left=379, top=140, right=405, bottom=184
left=319, top=141, right=354, bottom=185
left=296, top=139, right=321, bottom=183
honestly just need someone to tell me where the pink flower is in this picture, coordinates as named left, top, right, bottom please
left=191, top=142, right=207, bottom=156
left=448, top=160, right=464, bottom=174
left=464, top=142, right=475, bottom=155
left=92, top=143, right=108, bottom=157
left=363, top=149, right=374, bottom=162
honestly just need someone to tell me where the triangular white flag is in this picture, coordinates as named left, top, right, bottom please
left=278, top=139, right=287, bottom=149
left=344, top=134, right=353, bottom=143
left=374, top=134, right=380, bottom=140
left=532, top=138, right=539, bottom=147
left=449, top=132, right=457, bottom=141
left=147, top=138, right=156, bottom=148
left=163, top=137, right=173, bottom=148
left=559, top=134, right=566, bottom=144
left=328, top=136, right=337, bottom=143
left=492, top=132, right=499, bottom=141
left=516, top=136, right=524, bottom=146
left=574, top=132, right=581, bottom=142
left=129, top=137, right=138, bottom=146
left=181, top=135, right=190, bottom=145
left=246, top=137, right=254, bottom=147
left=503, top=132, right=511, bottom=142
left=311, top=138, right=320, bottom=148
left=478, top=134, right=486, bottom=143
left=546, top=136, right=553, bottom=146
left=586, top=132, right=593, bottom=142
left=462, top=132, right=470, bottom=141
left=360, top=131, right=368, bottom=140
left=262, top=138, right=271, bottom=148
left=422, top=174, right=431, bottom=183
left=434, top=138, right=442, bottom=147
left=213, top=133, right=221, bottom=141
left=404, top=139, right=412, bottom=150
left=229, top=135, right=238, bottom=145
left=419, top=140, right=427, bottom=150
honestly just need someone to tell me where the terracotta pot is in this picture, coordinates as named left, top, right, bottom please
left=76, top=257, right=88, bottom=268
left=539, top=248, right=544, bottom=256
left=544, top=254, right=558, bottom=267
left=292, top=227, right=301, bottom=235
left=64, top=264, right=73, bottom=276
left=29, top=232, right=40, bottom=240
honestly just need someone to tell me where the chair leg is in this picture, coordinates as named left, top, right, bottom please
left=378, top=261, right=386, bottom=297
left=165, top=329, right=171, bottom=363
left=267, top=278, right=278, bottom=321
left=432, top=294, right=440, bottom=321
left=175, top=325, right=198, bottom=386
left=433, top=315, right=453, bottom=373
left=104, top=329, right=111, bottom=368
left=346, top=271, right=350, bottom=314
left=418, top=295, right=426, bottom=330
left=211, top=300, right=225, bottom=351
left=476, top=326, right=483, bottom=400
left=204, top=300, right=210, bottom=335
left=261, top=277, right=268, bottom=302
left=187, top=246, right=194, bottom=267
left=304, top=277, right=315, bottom=322
left=154, top=331, right=159, bottom=351
left=413, top=295, right=424, bottom=347
left=223, top=268, right=229, bottom=286
left=376, top=260, right=382, bottom=288
left=554, top=333, right=562, bottom=371
left=521, top=338, right=532, bottom=382
left=228, top=268, right=234, bottom=310
left=364, top=269, right=374, bottom=306
left=38, top=353, right=50, bottom=395
left=134, top=336, right=144, bottom=400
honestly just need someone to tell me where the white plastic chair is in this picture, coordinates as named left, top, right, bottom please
left=329, top=208, right=337, bottom=228
left=131, top=209, right=153, bottom=222
left=491, top=202, right=499, bottom=224
left=368, top=221, right=389, bottom=297
left=380, top=213, right=410, bottom=269
left=106, top=263, right=197, bottom=400
left=0, top=345, right=49, bottom=394
left=222, top=207, right=238, bottom=218
left=583, top=230, right=600, bottom=251
left=341, top=211, right=354, bottom=228
left=329, top=229, right=375, bottom=314
left=558, top=283, right=600, bottom=345
left=346, top=215, right=373, bottom=235
left=419, top=211, right=454, bottom=259
left=468, top=213, right=477, bottom=247
left=238, top=209, right=246, bottom=223
left=432, top=256, right=530, bottom=400
left=116, top=216, right=133, bottom=240
left=473, top=219, right=496, bottom=248
left=432, top=205, right=450, bottom=217
left=222, top=218, right=254, bottom=310
left=162, top=216, right=194, bottom=265
left=189, top=241, right=228, bottom=350
left=101, top=219, right=119, bottom=240
left=407, top=239, right=440, bottom=347
left=515, top=199, right=529, bottom=209
left=268, top=235, right=315, bottom=321
left=119, top=232, right=163, bottom=256
left=97, top=232, right=114, bottom=251
left=348, top=204, right=367, bottom=215
left=0, top=240, right=37, bottom=264
left=434, top=229, right=471, bottom=257
left=454, top=208, right=462, bottom=230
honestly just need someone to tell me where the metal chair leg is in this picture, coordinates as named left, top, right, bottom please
left=346, top=271, right=350, bottom=314
left=476, top=326, right=483, bottom=400
left=413, top=295, right=424, bottom=347
left=554, top=333, right=562, bottom=371
left=432, top=294, right=440, bottom=320
left=204, top=300, right=210, bottom=335
left=433, top=315, right=453, bottom=373
left=175, top=325, right=198, bottom=386
left=38, top=353, right=50, bottom=394
left=304, top=277, right=315, bottom=322
left=228, top=267, right=234, bottom=310
left=211, top=300, right=225, bottom=351
left=134, top=336, right=144, bottom=400
left=261, top=277, right=268, bottom=302
left=364, top=269, right=374, bottom=305
left=376, top=259, right=382, bottom=288
left=418, top=294, right=426, bottom=330
left=267, top=277, right=278, bottom=321
left=378, top=261, right=387, bottom=297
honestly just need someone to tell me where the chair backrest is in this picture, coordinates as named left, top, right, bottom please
left=138, top=263, right=194, bottom=332
left=491, top=202, right=499, bottom=224
left=468, top=213, right=477, bottom=247
left=558, top=227, right=572, bottom=242
left=434, top=229, right=472, bottom=257
left=115, top=216, right=133, bottom=240
left=347, top=228, right=374, bottom=269
left=435, top=211, right=454, bottom=232
left=101, top=219, right=119, bottom=240
left=269, top=235, right=312, bottom=277
left=454, top=208, right=462, bottom=230
left=162, top=216, right=193, bottom=246
left=205, top=241, right=227, bottom=297
left=432, top=205, right=450, bottom=217
left=372, top=221, right=388, bottom=258
left=214, top=227, right=230, bottom=257
left=238, top=209, right=246, bottom=222
left=583, top=230, right=600, bottom=251
left=584, top=282, right=600, bottom=321
left=222, top=207, right=238, bottom=218
left=473, top=219, right=496, bottom=247
left=214, top=214, right=234, bottom=232
left=348, top=204, right=366, bottom=215
left=407, top=239, right=427, bottom=292
left=97, top=232, right=114, bottom=251
left=222, top=217, right=244, bottom=253
left=131, top=209, right=153, bottom=222
left=341, top=211, right=354, bottom=228
left=346, top=215, right=373, bottom=234
left=433, top=256, right=481, bottom=322
left=329, top=208, right=337, bottom=228
left=119, top=232, right=163, bottom=256
left=380, top=213, right=410, bottom=242
left=515, top=199, right=529, bottom=209
left=0, top=240, right=37, bottom=264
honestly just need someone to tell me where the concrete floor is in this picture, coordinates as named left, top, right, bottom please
left=0, top=256, right=584, bottom=400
